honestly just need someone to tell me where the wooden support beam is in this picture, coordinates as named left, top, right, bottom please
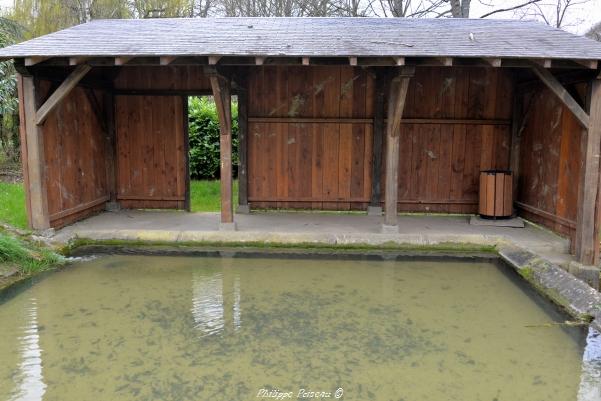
left=483, top=58, right=502, bottom=67
left=576, top=78, right=601, bottom=265
left=182, top=95, right=191, bottom=212
left=532, top=58, right=552, bottom=68
left=114, top=56, right=133, bottom=66
left=370, top=71, right=385, bottom=210
left=69, top=57, right=89, bottom=65
left=510, top=86, right=525, bottom=212
left=16, top=74, right=32, bottom=226
left=18, top=74, right=50, bottom=230
left=237, top=74, right=249, bottom=212
left=103, top=92, right=118, bottom=205
left=160, top=56, right=177, bottom=65
left=349, top=57, right=358, bottom=66
left=395, top=57, right=405, bottom=66
left=35, top=64, right=91, bottom=125
left=255, top=57, right=265, bottom=65
left=25, top=57, right=50, bottom=66
left=208, top=56, right=222, bottom=65
left=433, top=57, right=453, bottom=66
left=210, top=73, right=234, bottom=226
left=384, top=67, right=415, bottom=227
left=302, top=57, right=310, bottom=66
left=531, top=64, right=590, bottom=128
left=573, top=59, right=598, bottom=70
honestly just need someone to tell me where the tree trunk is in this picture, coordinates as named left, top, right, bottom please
left=450, top=0, right=470, bottom=17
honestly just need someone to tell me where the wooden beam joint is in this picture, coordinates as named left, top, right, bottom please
left=160, top=56, right=177, bottom=65
left=530, top=63, right=590, bottom=129
left=35, top=64, right=92, bottom=125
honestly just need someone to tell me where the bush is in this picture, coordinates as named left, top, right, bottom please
left=188, top=97, right=238, bottom=179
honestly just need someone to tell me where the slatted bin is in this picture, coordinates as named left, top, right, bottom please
left=479, top=170, right=513, bottom=219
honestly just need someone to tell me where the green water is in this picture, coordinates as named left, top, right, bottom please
left=0, top=255, right=599, bottom=401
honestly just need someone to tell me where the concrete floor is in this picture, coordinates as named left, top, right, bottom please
left=53, top=210, right=574, bottom=265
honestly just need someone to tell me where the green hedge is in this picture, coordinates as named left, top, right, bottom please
left=188, top=97, right=239, bottom=179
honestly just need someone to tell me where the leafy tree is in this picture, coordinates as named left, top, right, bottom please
left=0, top=16, right=23, bottom=163
left=10, top=0, right=130, bottom=38
left=188, top=97, right=239, bottom=179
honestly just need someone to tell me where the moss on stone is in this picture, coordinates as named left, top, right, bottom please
left=62, top=237, right=497, bottom=257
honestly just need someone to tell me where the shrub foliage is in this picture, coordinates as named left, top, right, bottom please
left=187, top=96, right=238, bottom=179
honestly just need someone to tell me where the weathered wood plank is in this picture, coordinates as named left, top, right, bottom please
left=369, top=71, right=385, bottom=207
left=21, top=75, right=50, bottom=230
left=160, top=56, right=177, bottom=65
left=35, top=65, right=91, bottom=125
left=114, top=56, right=133, bottom=66
left=384, top=67, right=414, bottom=226
left=25, top=57, right=49, bottom=66
left=237, top=74, right=249, bottom=211
left=210, top=74, right=234, bottom=224
left=576, top=78, right=601, bottom=264
left=531, top=64, right=590, bottom=128
left=102, top=92, right=117, bottom=203
left=16, top=74, right=33, bottom=225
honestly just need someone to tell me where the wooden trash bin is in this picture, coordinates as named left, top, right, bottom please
left=479, top=170, right=513, bottom=219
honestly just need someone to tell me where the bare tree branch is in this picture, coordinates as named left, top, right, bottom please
left=479, top=0, right=542, bottom=18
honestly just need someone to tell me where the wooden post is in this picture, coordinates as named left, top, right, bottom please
left=103, top=91, right=118, bottom=208
left=368, top=70, right=385, bottom=216
left=18, top=74, right=50, bottom=230
left=383, top=67, right=414, bottom=230
left=210, top=73, right=235, bottom=229
left=577, top=77, right=601, bottom=265
left=183, top=96, right=191, bottom=212
left=509, top=85, right=523, bottom=214
left=236, top=73, right=249, bottom=214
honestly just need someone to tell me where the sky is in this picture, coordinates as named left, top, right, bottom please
left=468, top=0, right=601, bottom=34
left=0, top=0, right=599, bottom=35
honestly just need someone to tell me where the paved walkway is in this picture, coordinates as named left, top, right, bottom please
left=53, top=210, right=574, bottom=265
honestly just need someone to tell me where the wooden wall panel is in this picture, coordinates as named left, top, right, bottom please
left=115, top=95, right=186, bottom=209
left=247, top=66, right=513, bottom=211
left=392, top=67, right=513, bottom=213
left=39, top=81, right=109, bottom=228
left=114, top=66, right=211, bottom=91
left=247, top=66, right=373, bottom=209
left=517, top=85, right=586, bottom=243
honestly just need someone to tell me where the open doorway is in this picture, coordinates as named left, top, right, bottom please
left=186, top=95, right=239, bottom=213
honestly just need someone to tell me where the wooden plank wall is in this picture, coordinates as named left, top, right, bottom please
left=115, top=95, right=187, bottom=209
left=114, top=66, right=211, bottom=91
left=248, top=66, right=373, bottom=210
left=516, top=84, right=587, bottom=244
left=247, top=66, right=513, bottom=212
left=395, top=67, right=513, bottom=213
left=38, top=80, right=109, bottom=228
left=111, top=66, right=210, bottom=209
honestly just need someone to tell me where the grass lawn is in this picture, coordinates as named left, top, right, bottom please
left=0, top=232, right=63, bottom=275
left=190, top=179, right=238, bottom=212
left=0, top=182, right=27, bottom=229
left=0, top=180, right=236, bottom=229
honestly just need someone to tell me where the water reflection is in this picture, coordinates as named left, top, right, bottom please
left=1, top=255, right=600, bottom=401
left=191, top=271, right=225, bottom=336
left=10, top=297, right=46, bottom=401
left=190, top=265, right=241, bottom=337
left=233, top=275, right=241, bottom=330
left=577, top=327, right=601, bottom=401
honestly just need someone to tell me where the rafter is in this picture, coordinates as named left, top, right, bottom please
left=35, top=65, right=91, bottom=125
left=530, top=63, right=589, bottom=128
